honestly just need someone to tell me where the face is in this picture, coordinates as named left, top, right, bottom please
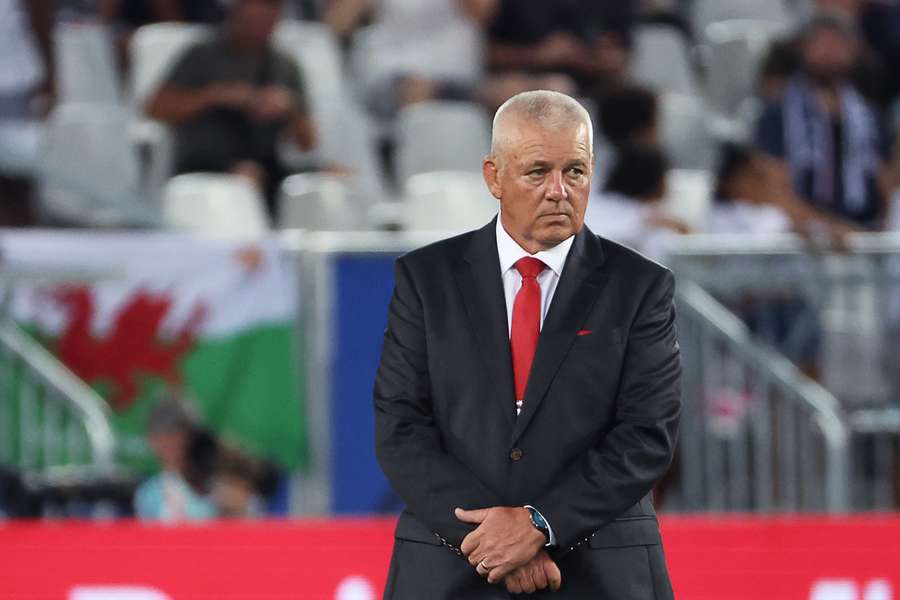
left=149, top=430, right=187, bottom=473
left=802, top=28, right=857, bottom=84
left=483, top=119, right=593, bottom=253
left=230, top=0, right=281, bottom=48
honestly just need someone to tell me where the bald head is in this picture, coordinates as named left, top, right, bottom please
left=490, top=90, right=594, bottom=162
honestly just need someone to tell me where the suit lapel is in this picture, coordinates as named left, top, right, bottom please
left=511, top=227, right=607, bottom=443
left=454, top=219, right=517, bottom=428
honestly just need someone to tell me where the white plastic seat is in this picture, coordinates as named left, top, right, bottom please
left=395, top=101, right=491, bottom=186
left=161, top=173, right=269, bottom=234
left=404, top=170, right=497, bottom=233
left=629, top=25, right=699, bottom=97
left=660, top=92, right=715, bottom=171
left=662, top=168, right=713, bottom=230
left=39, top=103, right=144, bottom=225
left=273, top=20, right=344, bottom=118
left=277, top=173, right=368, bottom=231
left=693, top=0, right=791, bottom=40
left=128, top=23, right=211, bottom=109
left=704, top=19, right=790, bottom=116
left=55, top=22, right=121, bottom=105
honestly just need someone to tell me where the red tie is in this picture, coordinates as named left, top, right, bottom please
left=511, top=257, right=546, bottom=406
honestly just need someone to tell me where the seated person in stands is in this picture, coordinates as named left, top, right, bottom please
left=595, top=83, right=659, bottom=185
left=145, top=0, right=316, bottom=218
left=212, top=444, right=269, bottom=519
left=755, top=14, right=890, bottom=230
left=325, top=0, right=495, bottom=117
left=134, top=398, right=217, bottom=522
left=584, top=144, right=689, bottom=260
left=485, top=0, right=637, bottom=106
left=98, top=0, right=224, bottom=72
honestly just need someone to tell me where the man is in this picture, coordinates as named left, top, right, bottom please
left=0, top=0, right=54, bottom=226
left=145, top=0, right=315, bottom=218
left=374, top=90, right=681, bottom=598
left=755, top=14, right=889, bottom=229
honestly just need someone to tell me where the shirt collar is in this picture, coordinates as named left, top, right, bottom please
left=495, top=214, right=575, bottom=277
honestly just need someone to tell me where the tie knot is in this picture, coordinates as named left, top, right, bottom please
left=514, top=256, right=546, bottom=279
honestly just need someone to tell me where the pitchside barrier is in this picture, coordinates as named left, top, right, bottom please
left=1, top=516, right=898, bottom=599
left=1, top=229, right=899, bottom=517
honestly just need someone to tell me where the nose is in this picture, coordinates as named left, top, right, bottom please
left=545, top=170, right=567, bottom=202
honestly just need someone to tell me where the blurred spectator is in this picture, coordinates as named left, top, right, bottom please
left=710, top=142, right=860, bottom=242
left=0, top=0, right=54, bottom=227
left=594, top=83, right=659, bottom=187
left=485, top=0, right=637, bottom=108
left=145, top=0, right=316, bottom=218
left=585, top=144, right=688, bottom=259
left=759, top=11, right=889, bottom=106
left=134, top=398, right=217, bottom=521
left=212, top=444, right=267, bottom=518
left=326, top=0, right=492, bottom=118
left=98, top=0, right=225, bottom=73
left=755, top=14, right=890, bottom=230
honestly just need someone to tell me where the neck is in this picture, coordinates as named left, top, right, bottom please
left=500, top=215, right=549, bottom=255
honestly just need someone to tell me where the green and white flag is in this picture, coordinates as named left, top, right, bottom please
left=2, top=230, right=306, bottom=472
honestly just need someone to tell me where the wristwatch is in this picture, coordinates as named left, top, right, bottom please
left=525, top=505, right=551, bottom=545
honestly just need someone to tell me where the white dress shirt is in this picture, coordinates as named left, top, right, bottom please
left=495, top=215, right=574, bottom=547
left=496, top=215, right=575, bottom=337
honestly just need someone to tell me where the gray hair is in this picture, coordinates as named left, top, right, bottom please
left=490, top=90, right=594, bottom=158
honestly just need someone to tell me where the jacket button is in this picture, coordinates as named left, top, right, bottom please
left=509, top=447, right=524, bottom=461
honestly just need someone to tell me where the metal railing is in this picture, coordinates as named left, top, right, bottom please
left=0, top=319, right=116, bottom=473
left=0, top=264, right=118, bottom=477
left=671, top=280, right=850, bottom=512
left=668, top=233, right=900, bottom=511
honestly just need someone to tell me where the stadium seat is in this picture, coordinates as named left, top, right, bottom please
left=309, top=96, right=389, bottom=205
left=704, top=19, right=790, bottom=116
left=278, top=173, right=368, bottom=231
left=403, top=170, right=497, bottom=232
left=629, top=25, right=700, bottom=97
left=161, top=173, right=269, bottom=234
left=128, top=23, right=211, bottom=109
left=55, top=22, right=121, bottom=105
left=274, top=20, right=345, bottom=116
left=662, top=168, right=713, bottom=229
left=395, top=102, right=491, bottom=186
left=660, top=92, right=715, bottom=171
left=38, top=103, right=144, bottom=226
left=692, top=0, right=791, bottom=40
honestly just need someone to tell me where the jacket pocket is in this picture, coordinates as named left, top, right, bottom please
left=588, top=516, right=661, bottom=548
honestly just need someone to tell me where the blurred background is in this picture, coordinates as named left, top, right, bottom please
left=1, top=0, right=900, bottom=598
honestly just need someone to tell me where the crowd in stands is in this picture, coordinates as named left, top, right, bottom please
left=2, top=0, right=898, bottom=243
left=2, top=1, right=900, bottom=230
left=0, top=0, right=900, bottom=230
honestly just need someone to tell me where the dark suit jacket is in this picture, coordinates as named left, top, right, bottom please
left=374, top=219, right=681, bottom=599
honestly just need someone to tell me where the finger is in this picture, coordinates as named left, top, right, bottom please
left=454, top=507, right=490, bottom=524
left=518, top=569, right=537, bottom=594
left=475, top=562, right=491, bottom=578
left=460, top=532, right=481, bottom=557
left=505, top=575, right=523, bottom=594
left=546, top=561, right=562, bottom=591
left=487, top=563, right=513, bottom=584
left=531, top=560, right=548, bottom=590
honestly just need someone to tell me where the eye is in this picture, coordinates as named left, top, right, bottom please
left=527, top=168, right=546, bottom=177
left=566, top=167, right=585, bottom=177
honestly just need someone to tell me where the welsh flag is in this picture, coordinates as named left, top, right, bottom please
left=2, top=230, right=306, bottom=473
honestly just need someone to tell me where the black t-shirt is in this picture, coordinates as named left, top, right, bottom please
left=164, top=35, right=308, bottom=171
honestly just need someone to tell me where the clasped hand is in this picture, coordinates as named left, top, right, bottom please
left=455, top=506, right=562, bottom=593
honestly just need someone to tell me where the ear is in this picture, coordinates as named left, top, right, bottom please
left=483, top=156, right=502, bottom=201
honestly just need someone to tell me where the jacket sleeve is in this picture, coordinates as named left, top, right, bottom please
left=534, top=269, right=682, bottom=555
left=374, top=257, right=501, bottom=548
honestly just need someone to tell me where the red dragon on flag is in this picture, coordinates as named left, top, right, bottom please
left=46, top=285, right=207, bottom=412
